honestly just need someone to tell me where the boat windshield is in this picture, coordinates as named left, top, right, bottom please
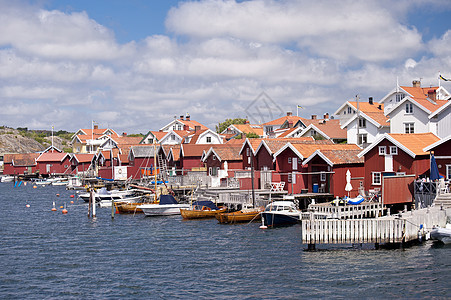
left=265, top=205, right=276, bottom=212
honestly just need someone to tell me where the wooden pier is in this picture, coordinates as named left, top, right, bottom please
left=307, top=202, right=384, bottom=219
left=301, top=206, right=449, bottom=249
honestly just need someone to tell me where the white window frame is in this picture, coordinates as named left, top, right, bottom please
left=287, top=173, right=292, bottom=183
left=358, top=134, right=367, bottom=145
left=389, top=146, right=398, bottom=155
left=446, top=165, right=451, bottom=180
left=212, top=155, right=216, bottom=160
left=288, top=157, right=292, bottom=164
left=320, top=172, right=326, bottom=182
left=405, top=103, right=413, bottom=114
left=379, top=146, right=386, bottom=155
left=358, top=118, right=366, bottom=128
left=246, top=148, right=250, bottom=156
left=206, top=136, right=212, bottom=143
left=404, top=123, right=414, bottom=134
left=372, top=172, right=382, bottom=185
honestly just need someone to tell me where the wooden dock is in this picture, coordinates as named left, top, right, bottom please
left=307, top=202, right=384, bottom=219
left=301, top=207, right=449, bottom=249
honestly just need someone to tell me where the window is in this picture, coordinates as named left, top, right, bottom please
left=212, top=155, right=216, bottom=160
left=446, top=165, right=451, bottom=180
left=265, top=126, right=273, bottom=133
left=379, top=146, right=386, bottom=155
left=358, top=134, right=367, bottom=145
left=288, top=157, right=292, bottom=164
left=320, top=172, right=326, bottom=182
left=372, top=172, right=382, bottom=185
left=389, top=146, right=398, bottom=155
left=347, top=107, right=353, bottom=114
left=206, top=136, right=212, bottom=143
left=248, top=157, right=251, bottom=164
left=358, top=118, right=366, bottom=128
left=246, top=148, right=250, bottom=156
left=396, top=93, right=405, bottom=102
left=405, top=123, right=414, bottom=133
left=173, top=125, right=177, bottom=130
left=288, top=173, right=292, bottom=183
left=310, top=130, right=317, bottom=136
left=405, top=103, right=413, bottom=114
left=177, top=124, right=182, bottom=130
left=171, top=134, right=176, bottom=140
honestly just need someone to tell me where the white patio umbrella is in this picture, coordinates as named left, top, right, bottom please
left=345, top=169, right=353, bottom=197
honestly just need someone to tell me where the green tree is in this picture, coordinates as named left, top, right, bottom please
left=216, top=118, right=247, bottom=133
left=245, top=132, right=260, bottom=138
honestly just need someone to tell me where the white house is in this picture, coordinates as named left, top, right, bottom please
left=159, top=114, right=208, bottom=132
left=185, top=129, right=224, bottom=144
left=334, top=98, right=389, bottom=146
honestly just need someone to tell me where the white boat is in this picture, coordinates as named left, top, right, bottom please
left=66, top=176, right=84, bottom=190
left=138, top=195, right=189, bottom=216
left=78, top=187, right=135, bottom=203
left=430, top=224, right=451, bottom=244
left=33, top=179, right=52, bottom=186
left=261, top=201, right=301, bottom=227
left=98, top=195, right=145, bottom=208
left=0, top=175, right=15, bottom=182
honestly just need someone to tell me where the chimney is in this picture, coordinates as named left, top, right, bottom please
left=412, top=80, right=421, bottom=88
left=122, top=132, right=127, bottom=136
left=369, top=97, right=373, bottom=105
left=311, top=115, right=317, bottom=120
left=195, top=125, right=201, bottom=132
left=186, top=114, right=191, bottom=121
left=183, top=124, right=189, bottom=131
left=94, top=125, right=98, bottom=130
left=287, top=112, right=292, bottom=116
left=323, top=113, right=329, bottom=120
left=428, top=89, right=436, bottom=101
left=378, top=104, right=382, bottom=110
left=288, top=121, right=293, bottom=128
left=180, top=115, right=184, bottom=120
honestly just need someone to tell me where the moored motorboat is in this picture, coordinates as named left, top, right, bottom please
left=138, top=195, right=189, bottom=216
left=430, top=224, right=451, bottom=244
left=78, top=187, right=135, bottom=203
left=261, top=201, right=301, bottom=227
left=0, top=175, right=15, bottom=182
left=180, top=200, right=227, bottom=219
left=216, top=207, right=262, bottom=224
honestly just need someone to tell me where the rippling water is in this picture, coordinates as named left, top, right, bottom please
left=0, top=183, right=450, bottom=299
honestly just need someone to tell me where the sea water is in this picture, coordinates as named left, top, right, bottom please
left=0, top=183, right=450, bottom=299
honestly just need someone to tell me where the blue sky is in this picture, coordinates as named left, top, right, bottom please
left=1, top=0, right=451, bottom=133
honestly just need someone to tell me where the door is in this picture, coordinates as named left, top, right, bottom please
left=384, top=155, right=393, bottom=172
left=292, top=157, right=297, bottom=170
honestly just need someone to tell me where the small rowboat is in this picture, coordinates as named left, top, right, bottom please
left=216, top=208, right=262, bottom=224
left=180, top=200, right=226, bottom=219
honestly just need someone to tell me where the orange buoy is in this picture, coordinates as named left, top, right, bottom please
left=70, top=195, right=74, bottom=198
left=51, top=207, right=57, bottom=211
left=56, top=194, right=60, bottom=197
left=70, top=200, right=74, bottom=204
left=60, top=205, right=64, bottom=209
left=62, top=209, right=68, bottom=214
left=33, top=185, right=37, bottom=189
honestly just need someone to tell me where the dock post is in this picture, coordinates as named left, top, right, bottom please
left=91, top=188, right=96, bottom=218
left=88, top=187, right=92, bottom=218
left=307, top=243, right=316, bottom=251
left=111, top=199, right=115, bottom=219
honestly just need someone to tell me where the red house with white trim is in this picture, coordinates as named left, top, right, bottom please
left=357, top=133, right=441, bottom=192
left=36, top=152, right=71, bottom=175
left=3, top=153, right=40, bottom=175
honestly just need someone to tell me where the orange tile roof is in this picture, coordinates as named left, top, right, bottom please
left=187, top=129, right=209, bottom=144
left=401, top=86, right=448, bottom=112
left=262, top=115, right=303, bottom=126
left=388, top=133, right=440, bottom=156
left=72, top=153, right=94, bottom=163
left=112, top=136, right=142, bottom=146
left=208, top=145, right=243, bottom=161
left=347, top=102, right=389, bottom=127
left=225, top=138, right=247, bottom=145
left=37, top=152, right=69, bottom=162
left=181, top=144, right=212, bottom=157
left=179, top=119, right=209, bottom=131
left=318, top=149, right=364, bottom=165
left=4, top=153, right=39, bottom=166
left=262, top=138, right=331, bottom=154
left=232, top=124, right=263, bottom=136
left=150, top=131, right=167, bottom=141
left=290, top=143, right=361, bottom=159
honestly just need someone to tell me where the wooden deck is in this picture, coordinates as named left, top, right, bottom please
left=301, top=207, right=448, bottom=247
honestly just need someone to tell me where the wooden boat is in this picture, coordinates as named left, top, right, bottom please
left=216, top=208, right=263, bottom=224
left=180, top=200, right=227, bottom=219
left=115, top=195, right=156, bottom=213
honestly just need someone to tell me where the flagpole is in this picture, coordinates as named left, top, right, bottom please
left=297, top=105, right=299, bottom=117
left=51, top=125, right=54, bottom=152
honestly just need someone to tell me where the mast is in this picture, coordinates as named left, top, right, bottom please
left=51, top=125, right=54, bottom=152
left=154, top=140, right=158, bottom=202
left=250, top=151, right=255, bottom=208
left=356, top=94, right=360, bottom=146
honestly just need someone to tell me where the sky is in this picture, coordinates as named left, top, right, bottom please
left=1, top=0, right=451, bottom=134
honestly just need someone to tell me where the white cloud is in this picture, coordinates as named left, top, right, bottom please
left=0, top=0, right=450, bottom=133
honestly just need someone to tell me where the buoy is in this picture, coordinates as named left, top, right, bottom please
left=259, top=225, right=268, bottom=229
left=70, top=201, right=74, bottom=204
left=62, top=208, right=68, bottom=214
left=70, top=195, right=74, bottom=198
left=60, top=205, right=64, bottom=209
left=51, top=201, right=57, bottom=211
left=56, top=194, right=60, bottom=197
left=26, top=204, right=31, bottom=208
left=33, top=185, right=37, bottom=189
